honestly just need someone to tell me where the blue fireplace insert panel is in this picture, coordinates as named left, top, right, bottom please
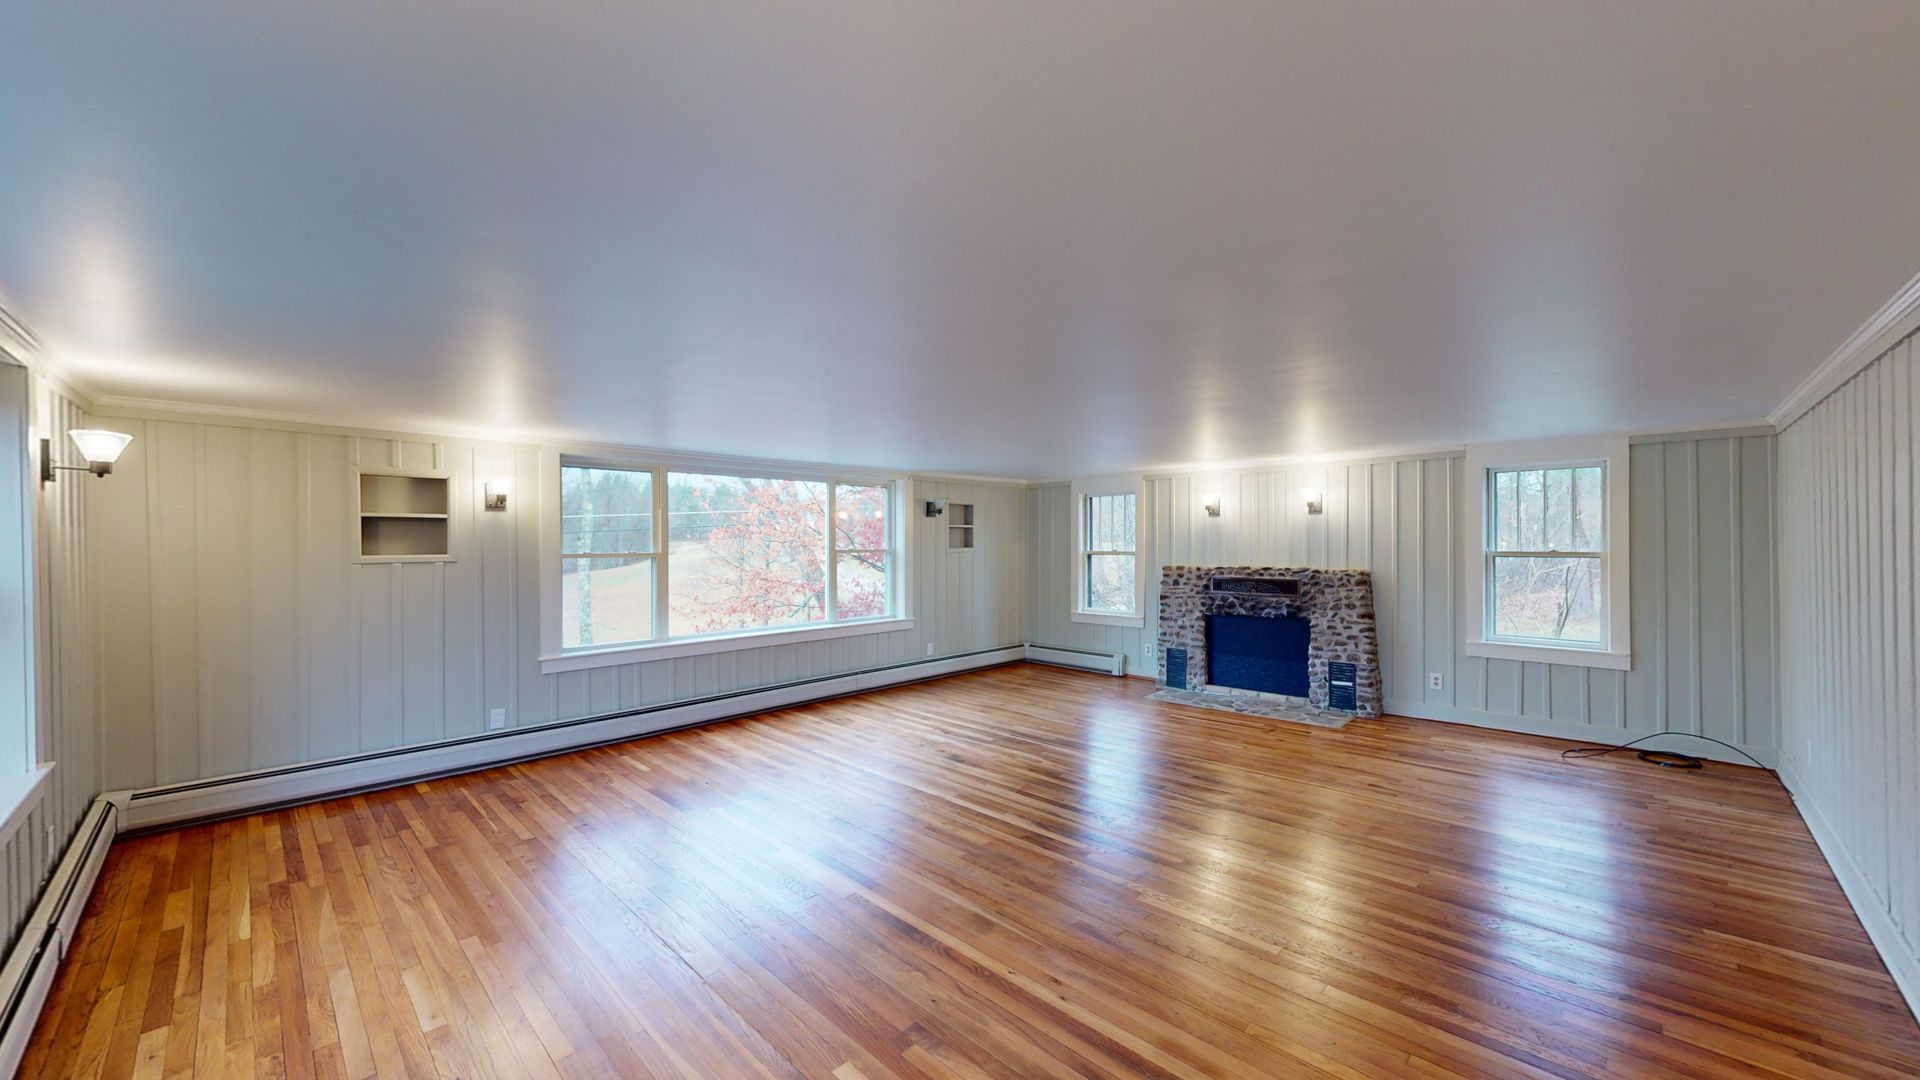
left=1206, top=614, right=1310, bottom=696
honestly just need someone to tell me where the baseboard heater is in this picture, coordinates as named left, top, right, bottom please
left=1024, top=643, right=1126, bottom=676
left=122, top=645, right=1064, bottom=832
left=0, top=797, right=120, bottom=1078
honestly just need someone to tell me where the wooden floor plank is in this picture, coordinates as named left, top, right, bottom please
left=24, top=663, right=1920, bottom=1078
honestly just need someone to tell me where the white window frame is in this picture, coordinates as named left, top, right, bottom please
left=540, top=451, right=912, bottom=673
left=1071, top=475, right=1145, bottom=628
left=1464, top=437, right=1631, bottom=670
left=0, top=361, right=53, bottom=850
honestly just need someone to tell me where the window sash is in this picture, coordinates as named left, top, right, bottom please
left=1483, top=463, right=1608, bottom=647
left=1080, top=491, right=1139, bottom=615
left=560, top=463, right=895, bottom=649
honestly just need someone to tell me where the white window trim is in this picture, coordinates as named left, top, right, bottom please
left=538, top=450, right=914, bottom=674
left=1070, top=475, right=1146, bottom=629
left=1463, top=437, right=1631, bottom=670
left=0, top=362, right=48, bottom=843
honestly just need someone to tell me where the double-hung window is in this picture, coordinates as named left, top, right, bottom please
left=1486, top=465, right=1605, bottom=645
left=1466, top=439, right=1630, bottom=669
left=560, top=466, right=657, bottom=648
left=552, top=461, right=901, bottom=667
left=1072, top=481, right=1144, bottom=626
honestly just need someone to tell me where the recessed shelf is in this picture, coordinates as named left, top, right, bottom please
left=357, top=471, right=451, bottom=560
left=947, top=502, right=975, bottom=551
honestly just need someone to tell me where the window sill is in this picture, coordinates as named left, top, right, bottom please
left=540, top=617, right=915, bottom=674
left=1465, top=639, right=1631, bottom=671
left=1071, top=610, right=1144, bottom=629
left=0, top=764, right=53, bottom=851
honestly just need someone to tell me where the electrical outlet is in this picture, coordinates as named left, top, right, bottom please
left=926, top=643, right=936, bottom=657
left=1427, top=672, right=1444, bottom=690
left=488, top=707, right=507, bottom=730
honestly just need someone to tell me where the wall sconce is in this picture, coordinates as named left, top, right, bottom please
left=1302, top=488, right=1324, bottom=515
left=1199, top=492, right=1222, bottom=518
left=484, top=478, right=511, bottom=511
left=42, top=429, right=134, bottom=483
left=924, top=499, right=946, bottom=518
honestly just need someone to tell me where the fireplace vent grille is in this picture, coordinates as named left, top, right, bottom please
left=1327, top=662, right=1357, bottom=711
left=1209, top=576, right=1300, bottom=596
left=1164, top=647, right=1189, bottom=688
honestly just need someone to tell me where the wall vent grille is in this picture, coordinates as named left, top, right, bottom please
left=1164, top=647, right=1189, bottom=688
left=1327, top=661, right=1357, bottom=711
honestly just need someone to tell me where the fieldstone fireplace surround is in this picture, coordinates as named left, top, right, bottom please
left=1156, top=565, right=1382, bottom=719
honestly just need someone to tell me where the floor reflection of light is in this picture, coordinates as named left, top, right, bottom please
left=1477, top=776, right=1627, bottom=997
left=1080, top=705, right=1154, bottom=826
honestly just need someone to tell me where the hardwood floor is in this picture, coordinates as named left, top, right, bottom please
left=23, top=663, right=1920, bottom=1078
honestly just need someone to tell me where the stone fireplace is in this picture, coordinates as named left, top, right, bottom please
left=1156, top=566, right=1382, bottom=718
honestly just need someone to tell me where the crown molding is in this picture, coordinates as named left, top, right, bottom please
left=88, top=395, right=1050, bottom=484
left=0, top=302, right=101, bottom=410
left=1771, top=267, right=1920, bottom=431
left=908, top=471, right=1041, bottom=487
left=0, top=305, right=38, bottom=369
left=90, top=394, right=552, bottom=447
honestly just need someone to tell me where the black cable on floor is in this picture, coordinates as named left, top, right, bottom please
left=1560, top=731, right=1773, bottom=774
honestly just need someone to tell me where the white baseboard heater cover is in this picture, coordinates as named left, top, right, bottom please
left=0, top=798, right=120, bottom=1079
left=124, top=645, right=1034, bottom=832
left=1024, top=643, right=1125, bottom=676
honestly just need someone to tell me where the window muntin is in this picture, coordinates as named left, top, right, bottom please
left=1083, top=492, right=1137, bottom=614
left=1486, top=465, right=1605, bottom=645
left=560, top=463, right=894, bottom=651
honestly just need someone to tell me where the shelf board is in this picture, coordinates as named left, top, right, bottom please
left=360, top=512, right=449, bottom=519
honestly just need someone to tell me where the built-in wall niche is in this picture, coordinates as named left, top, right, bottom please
left=947, top=501, right=975, bottom=551
left=356, top=470, right=452, bottom=561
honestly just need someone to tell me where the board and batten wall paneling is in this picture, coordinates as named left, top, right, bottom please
left=0, top=373, right=98, bottom=955
left=1777, top=329, right=1920, bottom=1002
left=1027, top=435, right=1775, bottom=758
left=88, top=410, right=1029, bottom=790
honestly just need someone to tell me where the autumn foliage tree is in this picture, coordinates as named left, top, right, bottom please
left=679, top=479, right=830, bottom=633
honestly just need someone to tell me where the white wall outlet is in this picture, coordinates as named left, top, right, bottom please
left=926, top=643, right=936, bottom=657
left=1427, top=672, right=1444, bottom=690
left=488, top=707, right=507, bottom=730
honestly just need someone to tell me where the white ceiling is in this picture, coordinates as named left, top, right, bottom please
left=3, top=3, right=1918, bottom=478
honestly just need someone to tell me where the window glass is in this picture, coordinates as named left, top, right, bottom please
left=561, top=556, right=654, bottom=648
left=668, top=472, right=829, bottom=635
left=560, top=464, right=894, bottom=650
left=562, top=467, right=653, bottom=554
left=1489, top=466, right=1605, bottom=644
left=1086, top=553, right=1137, bottom=612
left=1083, top=492, right=1137, bottom=614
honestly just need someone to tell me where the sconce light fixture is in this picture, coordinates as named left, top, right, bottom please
left=1199, top=492, right=1222, bottom=518
left=1302, top=488, right=1324, bottom=515
left=484, top=477, right=511, bottom=511
left=42, top=429, right=134, bottom=483
left=924, top=499, right=946, bottom=518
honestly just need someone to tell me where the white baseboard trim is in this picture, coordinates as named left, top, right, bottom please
left=0, top=797, right=120, bottom=1078
left=1383, top=698, right=1778, bottom=769
left=1778, top=760, right=1920, bottom=1023
left=1025, top=643, right=1125, bottom=676
left=123, top=646, right=1029, bottom=832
